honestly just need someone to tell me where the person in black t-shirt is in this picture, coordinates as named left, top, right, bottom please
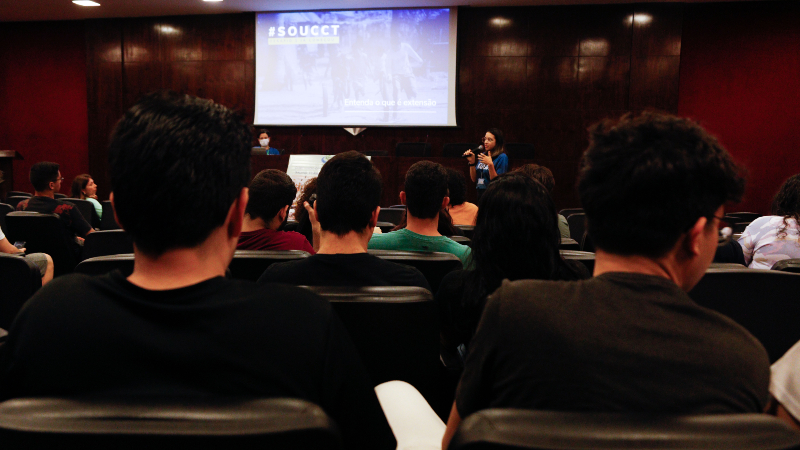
left=259, top=151, right=430, bottom=291
left=16, top=161, right=93, bottom=255
left=442, top=112, right=770, bottom=449
left=0, top=93, right=395, bottom=450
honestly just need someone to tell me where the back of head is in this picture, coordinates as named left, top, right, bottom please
left=772, top=174, right=800, bottom=234
left=472, top=173, right=561, bottom=288
left=578, top=112, right=745, bottom=258
left=70, top=174, right=91, bottom=199
left=246, top=169, right=297, bottom=222
left=404, top=161, right=447, bottom=219
left=316, top=151, right=382, bottom=235
left=30, top=162, right=60, bottom=192
left=108, top=91, right=252, bottom=256
left=445, top=167, right=467, bottom=207
left=515, top=164, right=555, bottom=194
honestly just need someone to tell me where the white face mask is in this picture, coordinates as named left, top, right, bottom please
left=259, top=138, right=270, bottom=147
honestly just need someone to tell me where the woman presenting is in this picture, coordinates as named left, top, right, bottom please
left=463, top=128, right=508, bottom=202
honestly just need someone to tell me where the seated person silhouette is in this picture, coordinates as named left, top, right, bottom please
left=0, top=92, right=394, bottom=450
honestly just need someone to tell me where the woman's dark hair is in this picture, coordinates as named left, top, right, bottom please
left=486, top=127, right=505, bottom=158
left=70, top=173, right=92, bottom=199
left=294, top=177, right=318, bottom=245
left=445, top=168, right=467, bottom=207
left=771, top=174, right=800, bottom=237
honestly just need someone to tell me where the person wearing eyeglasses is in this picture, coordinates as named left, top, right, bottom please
left=462, top=128, right=508, bottom=202
left=15, top=162, right=93, bottom=256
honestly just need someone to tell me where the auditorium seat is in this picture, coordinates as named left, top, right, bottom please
left=368, top=249, right=462, bottom=293
left=65, top=198, right=99, bottom=228
left=82, top=230, right=134, bottom=260
left=5, top=212, right=80, bottom=276
left=448, top=409, right=800, bottom=450
left=442, top=143, right=479, bottom=158
left=76, top=254, right=134, bottom=276
left=0, top=397, right=341, bottom=450
left=567, top=213, right=587, bottom=243
left=450, top=235, right=471, bottom=246
left=5, top=196, right=29, bottom=209
left=560, top=250, right=595, bottom=273
left=558, top=208, right=584, bottom=218
left=6, top=191, right=31, bottom=199
left=376, top=221, right=396, bottom=233
left=378, top=207, right=406, bottom=226
left=395, top=142, right=431, bottom=157
left=772, top=259, right=800, bottom=274
left=724, top=212, right=761, bottom=223
left=0, top=203, right=13, bottom=231
left=581, top=231, right=595, bottom=252
left=559, top=238, right=580, bottom=251
left=0, top=253, right=42, bottom=330
left=456, top=225, right=474, bottom=240
left=732, top=222, right=751, bottom=233
left=100, top=200, right=121, bottom=230
left=53, top=193, right=67, bottom=199
left=504, top=143, right=535, bottom=160
left=689, top=268, right=800, bottom=362
left=228, top=250, right=311, bottom=281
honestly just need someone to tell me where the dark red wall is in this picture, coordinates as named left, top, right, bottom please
left=678, top=1, right=800, bottom=214
left=0, top=21, right=88, bottom=195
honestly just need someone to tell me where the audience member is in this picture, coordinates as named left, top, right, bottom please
left=739, top=173, right=800, bottom=269
left=70, top=173, right=103, bottom=220
left=436, top=173, right=589, bottom=363
left=390, top=207, right=462, bottom=237
left=442, top=112, right=768, bottom=449
left=259, top=151, right=429, bottom=290
left=768, top=339, right=800, bottom=429
left=0, top=93, right=395, bottom=450
left=0, top=225, right=53, bottom=284
left=369, top=161, right=472, bottom=268
left=237, top=169, right=314, bottom=253
left=293, top=176, right=317, bottom=245
left=445, top=168, right=477, bottom=226
left=514, top=163, right=570, bottom=239
left=16, top=162, right=93, bottom=255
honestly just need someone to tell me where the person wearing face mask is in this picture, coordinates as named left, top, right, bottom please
left=462, top=128, right=509, bottom=202
left=254, top=129, right=281, bottom=155
left=70, top=173, right=102, bottom=220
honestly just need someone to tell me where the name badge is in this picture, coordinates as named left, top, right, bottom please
left=477, top=178, right=485, bottom=185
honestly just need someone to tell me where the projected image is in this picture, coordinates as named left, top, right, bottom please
left=255, top=9, right=456, bottom=127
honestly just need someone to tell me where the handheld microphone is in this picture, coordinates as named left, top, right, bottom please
left=462, top=144, right=484, bottom=158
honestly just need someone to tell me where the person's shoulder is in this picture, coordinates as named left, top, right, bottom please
left=368, top=230, right=401, bottom=247
left=17, top=273, right=117, bottom=317
left=366, top=254, right=432, bottom=290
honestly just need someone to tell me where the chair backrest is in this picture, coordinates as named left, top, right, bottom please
left=0, top=203, right=13, bottom=231
left=0, top=253, right=42, bottom=329
left=376, top=221, right=396, bottom=233
left=5, top=196, right=29, bottom=209
left=450, top=235, right=472, bottom=246
left=75, top=254, right=135, bottom=276
left=503, top=143, right=535, bottom=160
left=689, top=268, right=800, bottom=362
left=449, top=409, right=800, bottom=450
left=456, top=225, right=474, bottom=240
left=0, top=397, right=342, bottom=450
left=725, top=212, right=761, bottom=223
left=732, top=221, right=751, bottom=233
left=443, top=143, right=479, bottom=158
left=559, top=238, right=580, bottom=251
left=395, top=142, right=431, bottom=157
left=6, top=191, right=32, bottom=200
left=581, top=231, right=595, bottom=252
left=82, top=230, right=134, bottom=260
left=53, top=193, right=67, bottom=199
left=5, top=212, right=79, bottom=277
left=378, top=207, right=406, bottom=226
left=299, top=286, right=445, bottom=414
left=100, top=200, right=121, bottom=230
left=368, top=249, right=462, bottom=293
left=558, top=208, right=584, bottom=218
left=566, top=213, right=586, bottom=242
left=773, top=259, right=800, bottom=273
left=363, top=150, right=389, bottom=157
left=560, top=250, right=595, bottom=273
left=64, top=199, right=97, bottom=228
left=228, top=250, right=311, bottom=281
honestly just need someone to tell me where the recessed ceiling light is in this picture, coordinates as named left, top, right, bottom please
left=73, top=0, right=100, bottom=5
left=203, top=0, right=224, bottom=2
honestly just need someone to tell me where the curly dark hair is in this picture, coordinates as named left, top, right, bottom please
left=514, top=164, right=555, bottom=193
left=578, top=112, right=745, bottom=258
left=771, top=174, right=800, bottom=238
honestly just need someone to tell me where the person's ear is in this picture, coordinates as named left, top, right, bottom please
left=442, top=196, right=450, bottom=209
left=399, top=191, right=407, bottom=206
left=369, top=206, right=380, bottom=228
left=278, top=205, right=289, bottom=222
left=684, top=215, right=709, bottom=258
left=109, top=192, right=125, bottom=230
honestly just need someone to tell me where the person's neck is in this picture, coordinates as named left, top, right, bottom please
left=317, top=229, right=371, bottom=254
left=593, top=249, right=682, bottom=286
left=34, top=190, right=55, bottom=199
left=127, top=233, right=234, bottom=290
left=405, top=214, right=441, bottom=236
left=241, top=215, right=279, bottom=232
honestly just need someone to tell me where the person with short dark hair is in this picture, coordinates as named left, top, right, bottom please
left=514, top=163, right=569, bottom=239
left=17, top=161, right=93, bottom=255
left=0, top=93, right=395, bottom=450
left=259, top=151, right=429, bottom=290
left=445, top=168, right=477, bottom=226
left=70, top=173, right=102, bottom=220
left=738, top=174, right=800, bottom=269
left=462, top=128, right=509, bottom=202
left=369, top=161, right=471, bottom=268
left=237, top=169, right=314, bottom=253
left=254, top=129, right=280, bottom=155
left=442, top=112, right=768, bottom=449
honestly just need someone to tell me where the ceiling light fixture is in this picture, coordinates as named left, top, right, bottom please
left=73, top=1, right=101, bottom=6
left=203, top=0, right=224, bottom=2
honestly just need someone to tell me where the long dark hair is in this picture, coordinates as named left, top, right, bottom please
left=486, top=127, right=505, bottom=158
left=70, top=173, right=92, bottom=199
left=772, top=174, right=800, bottom=238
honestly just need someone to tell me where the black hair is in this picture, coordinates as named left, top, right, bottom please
left=578, top=111, right=745, bottom=258
left=771, top=174, right=800, bottom=238
left=245, top=169, right=297, bottom=222
left=30, top=161, right=60, bottom=192
left=316, top=151, right=382, bottom=235
left=294, top=177, right=317, bottom=244
left=258, top=129, right=270, bottom=138
left=486, top=127, right=505, bottom=158
left=445, top=167, right=468, bottom=207
left=514, top=164, right=554, bottom=193
left=70, top=173, right=92, bottom=199
left=404, top=161, right=448, bottom=220
left=108, top=91, right=252, bottom=256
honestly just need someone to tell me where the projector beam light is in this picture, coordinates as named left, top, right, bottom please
left=73, top=0, right=100, bottom=6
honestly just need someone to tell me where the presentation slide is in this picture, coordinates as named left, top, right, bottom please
left=255, top=8, right=458, bottom=127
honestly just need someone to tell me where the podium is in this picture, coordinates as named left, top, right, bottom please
left=0, top=151, right=23, bottom=201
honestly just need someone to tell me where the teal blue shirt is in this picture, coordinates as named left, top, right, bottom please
left=368, top=228, right=472, bottom=269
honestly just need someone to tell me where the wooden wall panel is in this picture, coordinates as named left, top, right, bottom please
left=526, top=57, right=580, bottom=110
left=630, top=56, right=680, bottom=112
left=578, top=5, right=634, bottom=57
left=527, top=6, right=580, bottom=57
left=578, top=56, right=631, bottom=110
left=632, top=4, right=683, bottom=57
left=460, top=7, right=529, bottom=57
